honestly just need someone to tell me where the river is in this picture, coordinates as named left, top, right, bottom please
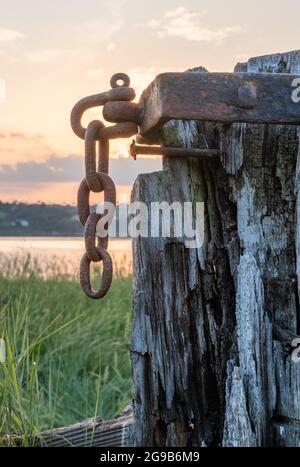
left=0, top=237, right=132, bottom=277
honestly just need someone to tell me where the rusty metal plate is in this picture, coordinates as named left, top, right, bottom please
left=138, top=72, right=300, bottom=137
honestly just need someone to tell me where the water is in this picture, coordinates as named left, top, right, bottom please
left=0, top=237, right=132, bottom=277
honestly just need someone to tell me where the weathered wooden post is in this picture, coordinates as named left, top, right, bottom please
left=131, top=50, right=300, bottom=447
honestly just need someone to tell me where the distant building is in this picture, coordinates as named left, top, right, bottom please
left=18, top=219, right=29, bottom=228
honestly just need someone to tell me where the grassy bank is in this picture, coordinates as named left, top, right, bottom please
left=0, top=256, right=132, bottom=446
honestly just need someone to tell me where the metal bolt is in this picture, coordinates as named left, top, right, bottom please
left=238, top=83, right=257, bottom=109
left=129, top=140, right=220, bottom=160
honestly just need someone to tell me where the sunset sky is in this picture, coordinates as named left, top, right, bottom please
left=0, top=0, right=299, bottom=203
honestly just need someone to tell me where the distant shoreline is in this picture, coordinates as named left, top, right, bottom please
left=0, top=234, right=83, bottom=237
left=0, top=202, right=130, bottom=238
left=0, top=235, right=130, bottom=239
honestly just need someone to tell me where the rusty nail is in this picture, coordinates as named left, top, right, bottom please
left=129, top=140, right=220, bottom=160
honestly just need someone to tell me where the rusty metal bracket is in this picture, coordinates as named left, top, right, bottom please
left=103, top=72, right=300, bottom=145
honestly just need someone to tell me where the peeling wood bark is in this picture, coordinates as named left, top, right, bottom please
left=131, top=51, right=300, bottom=447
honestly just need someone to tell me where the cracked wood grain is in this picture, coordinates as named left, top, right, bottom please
left=131, top=51, right=300, bottom=447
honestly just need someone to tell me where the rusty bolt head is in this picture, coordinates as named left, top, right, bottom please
left=238, top=83, right=257, bottom=109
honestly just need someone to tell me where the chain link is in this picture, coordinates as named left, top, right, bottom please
left=71, top=73, right=137, bottom=299
left=85, top=120, right=108, bottom=192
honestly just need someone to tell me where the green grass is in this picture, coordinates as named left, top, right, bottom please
left=0, top=255, right=132, bottom=446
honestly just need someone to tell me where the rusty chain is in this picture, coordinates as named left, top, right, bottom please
left=71, top=73, right=138, bottom=299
